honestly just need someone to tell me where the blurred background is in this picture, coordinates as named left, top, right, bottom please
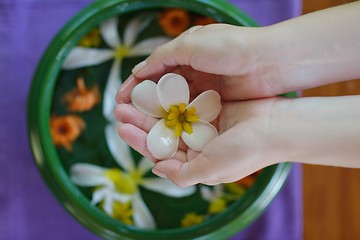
left=302, top=0, right=360, bottom=239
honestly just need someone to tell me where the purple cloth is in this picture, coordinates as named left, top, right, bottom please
left=0, top=0, right=302, bottom=239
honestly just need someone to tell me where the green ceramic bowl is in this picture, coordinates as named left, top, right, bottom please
left=28, top=0, right=296, bottom=239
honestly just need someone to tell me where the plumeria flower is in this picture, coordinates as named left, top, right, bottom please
left=62, top=13, right=170, bottom=121
left=200, top=185, right=227, bottom=214
left=70, top=163, right=133, bottom=218
left=71, top=124, right=196, bottom=229
left=131, top=73, right=222, bottom=159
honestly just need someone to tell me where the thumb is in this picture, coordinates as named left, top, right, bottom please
left=131, top=26, right=204, bottom=79
left=152, top=153, right=215, bottom=188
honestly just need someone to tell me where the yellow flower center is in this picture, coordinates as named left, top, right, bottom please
left=208, top=198, right=227, bottom=214
left=164, top=103, right=199, bottom=137
left=112, top=201, right=133, bottom=225
left=105, top=168, right=140, bottom=194
left=78, top=28, right=101, bottom=47
left=115, top=46, right=130, bottom=59
left=181, top=212, right=205, bottom=227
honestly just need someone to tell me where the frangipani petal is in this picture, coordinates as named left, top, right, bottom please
left=62, top=47, right=114, bottom=70
left=100, top=17, right=121, bottom=48
left=141, top=178, right=196, bottom=197
left=103, top=190, right=114, bottom=216
left=103, top=58, right=122, bottom=122
left=181, top=121, right=218, bottom=151
left=200, top=185, right=223, bottom=201
left=138, top=157, right=154, bottom=175
left=133, top=193, right=156, bottom=229
left=157, top=73, right=190, bottom=111
left=131, top=80, right=163, bottom=118
left=188, top=90, right=222, bottom=122
left=147, top=119, right=179, bottom=159
left=105, top=124, right=135, bottom=172
left=200, top=185, right=213, bottom=201
left=70, top=163, right=110, bottom=187
left=124, top=13, right=154, bottom=46
left=130, top=37, right=171, bottom=56
left=91, top=187, right=109, bottom=206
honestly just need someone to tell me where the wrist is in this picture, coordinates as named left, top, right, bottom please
left=268, top=96, right=360, bottom=168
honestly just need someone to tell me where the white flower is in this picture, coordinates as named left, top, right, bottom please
left=71, top=124, right=196, bottom=229
left=131, top=73, right=222, bottom=159
left=200, top=184, right=224, bottom=202
left=62, top=13, right=170, bottom=121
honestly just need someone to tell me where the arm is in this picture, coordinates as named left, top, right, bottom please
left=117, top=2, right=360, bottom=103
left=270, top=95, right=360, bottom=168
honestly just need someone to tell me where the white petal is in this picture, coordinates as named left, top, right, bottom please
left=130, top=37, right=170, bottom=56
left=181, top=121, right=218, bottom=151
left=91, top=187, right=108, bottom=205
left=62, top=47, right=114, bottom=70
left=112, top=192, right=133, bottom=203
left=214, top=184, right=224, bottom=197
left=188, top=90, right=222, bottom=122
left=70, top=163, right=110, bottom=187
left=132, top=193, right=156, bottom=229
left=100, top=17, right=121, bottom=48
left=141, top=178, right=195, bottom=197
left=146, top=119, right=179, bottom=159
left=200, top=185, right=213, bottom=201
left=103, top=58, right=122, bottom=122
left=102, top=191, right=114, bottom=216
left=157, top=73, right=190, bottom=111
left=124, top=13, right=155, bottom=46
left=105, top=123, right=135, bottom=172
left=137, top=157, right=154, bottom=175
left=131, top=80, right=163, bottom=118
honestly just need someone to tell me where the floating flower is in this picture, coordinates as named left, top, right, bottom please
left=78, top=28, right=101, bottom=47
left=63, top=14, right=170, bottom=121
left=158, top=8, right=190, bottom=37
left=131, top=73, right=222, bottom=159
left=200, top=185, right=227, bottom=214
left=50, top=115, right=85, bottom=151
left=70, top=163, right=133, bottom=223
left=71, top=124, right=196, bottom=228
left=181, top=213, right=205, bottom=227
left=62, top=77, right=100, bottom=112
left=193, top=16, right=216, bottom=26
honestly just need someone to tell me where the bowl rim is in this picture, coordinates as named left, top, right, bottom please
left=27, top=0, right=293, bottom=239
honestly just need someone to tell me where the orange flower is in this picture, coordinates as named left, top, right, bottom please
left=63, top=77, right=100, bottom=112
left=193, top=16, right=216, bottom=26
left=235, top=171, right=261, bottom=188
left=50, top=115, right=86, bottom=151
left=159, top=8, right=190, bottom=37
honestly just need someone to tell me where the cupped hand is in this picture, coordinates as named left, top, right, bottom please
left=116, top=24, right=286, bottom=105
left=115, top=97, right=282, bottom=187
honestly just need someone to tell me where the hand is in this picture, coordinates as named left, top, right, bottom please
left=116, top=24, right=286, bottom=105
left=116, top=97, right=281, bottom=187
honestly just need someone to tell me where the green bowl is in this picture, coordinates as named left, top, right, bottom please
left=27, top=0, right=295, bottom=239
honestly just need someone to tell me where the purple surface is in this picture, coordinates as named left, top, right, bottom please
left=0, top=0, right=302, bottom=239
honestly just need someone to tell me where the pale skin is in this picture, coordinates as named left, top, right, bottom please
left=115, top=2, right=360, bottom=187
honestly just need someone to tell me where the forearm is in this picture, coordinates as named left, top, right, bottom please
left=260, top=2, right=360, bottom=92
left=270, top=95, right=360, bottom=168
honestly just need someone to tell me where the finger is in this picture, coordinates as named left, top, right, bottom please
left=131, top=26, right=205, bottom=79
left=116, top=74, right=141, bottom=104
left=117, top=123, right=157, bottom=163
left=153, top=153, right=213, bottom=187
left=115, top=103, right=158, bottom=132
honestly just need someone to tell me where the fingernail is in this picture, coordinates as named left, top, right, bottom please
left=152, top=168, right=167, bottom=179
left=132, top=59, right=147, bottom=75
left=116, top=75, right=134, bottom=103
